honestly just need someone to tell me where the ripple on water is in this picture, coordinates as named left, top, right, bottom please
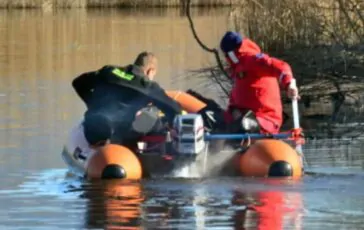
left=0, top=169, right=88, bottom=229
left=0, top=167, right=364, bottom=229
left=0, top=169, right=83, bottom=198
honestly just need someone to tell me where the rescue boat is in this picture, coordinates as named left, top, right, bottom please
left=62, top=89, right=304, bottom=180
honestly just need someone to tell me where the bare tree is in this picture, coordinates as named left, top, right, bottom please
left=185, top=0, right=232, bottom=96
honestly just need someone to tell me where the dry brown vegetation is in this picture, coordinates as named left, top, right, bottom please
left=0, top=0, right=237, bottom=9
left=185, top=0, right=364, bottom=137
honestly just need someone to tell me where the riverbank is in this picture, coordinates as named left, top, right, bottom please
left=0, top=0, right=238, bottom=9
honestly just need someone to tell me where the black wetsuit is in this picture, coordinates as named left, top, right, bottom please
left=72, top=64, right=182, bottom=146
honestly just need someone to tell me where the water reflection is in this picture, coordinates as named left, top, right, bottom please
left=76, top=178, right=304, bottom=229
left=3, top=168, right=364, bottom=229
left=231, top=180, right=303, bottom=230
left=79, top=180, right=144, bottom=229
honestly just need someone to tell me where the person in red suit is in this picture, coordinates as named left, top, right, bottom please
left=219, top=31, right=300, bottom=134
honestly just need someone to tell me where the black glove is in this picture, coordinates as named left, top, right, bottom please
left=186, top=89, right=226, bottom=132
left=197, top=106, right=226, bottom=132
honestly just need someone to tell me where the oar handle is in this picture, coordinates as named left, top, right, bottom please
left=204, top=133, right=291, bottom=140
left=290, top=79, right=300, bottom=129
left=290, top=79, right=303, bottom=154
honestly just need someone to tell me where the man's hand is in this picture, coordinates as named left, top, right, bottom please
left=287, top=80, right=300, bottom=100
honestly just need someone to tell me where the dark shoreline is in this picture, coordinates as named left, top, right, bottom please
left=0, top=1, right=238, bottom=9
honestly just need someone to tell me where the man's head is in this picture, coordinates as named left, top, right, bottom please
left=220, top=31, right=243, bottom=65
left=220, top=31, right=243, bottom=53
left=134, top=51, right=158, bottom=80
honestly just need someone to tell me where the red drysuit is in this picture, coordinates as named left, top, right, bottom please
left=224, top=38, right=294, bottom=134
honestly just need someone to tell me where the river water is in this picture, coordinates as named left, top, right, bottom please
left=0, top=8, right=363, bottom=230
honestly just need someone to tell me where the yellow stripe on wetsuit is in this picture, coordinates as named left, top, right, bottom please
left=159, top=110, right=187, bottom=117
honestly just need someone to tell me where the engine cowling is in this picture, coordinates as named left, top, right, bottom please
left=171, top=114, right=206, bottom=155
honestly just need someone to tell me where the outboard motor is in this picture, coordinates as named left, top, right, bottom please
left=171, top=114, right=206, bottom=156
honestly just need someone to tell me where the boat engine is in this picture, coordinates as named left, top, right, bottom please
left=170, top=114, right=206, bottom=156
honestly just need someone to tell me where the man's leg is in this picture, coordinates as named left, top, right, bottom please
left=256, top=116, right=280, bottom=134
left=226, top=109, right=261, bottom=134
left=218, top=108, right=262, bottom=152
left=83, top=112, right=113, bottom=147
left=83, top=107, right=157, bottom=153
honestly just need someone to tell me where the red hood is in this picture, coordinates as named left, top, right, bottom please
left=237, top=38, right=261, bottom=55
left=226, top=38, right=262, bottom=69
left=225, top=38, right=262, bottom=68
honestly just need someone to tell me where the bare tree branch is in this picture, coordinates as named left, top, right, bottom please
left=185, top=0, right=231, bottom=96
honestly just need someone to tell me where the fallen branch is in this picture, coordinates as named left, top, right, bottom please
left=185, top=0, right=231, bottom=96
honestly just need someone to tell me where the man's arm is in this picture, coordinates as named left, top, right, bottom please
left=103, top=65, right=183, bottom=123
left=250, top=53, right=294, bottom=89
left=72, top=71, right=99, bottom=106
left=146, top=82, right=183, bottom=124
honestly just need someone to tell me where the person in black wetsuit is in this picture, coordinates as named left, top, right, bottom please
left=72, top=51, right=183, bottom=150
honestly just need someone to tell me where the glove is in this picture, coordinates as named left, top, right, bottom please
left=197, top=107, right=226, bottom=132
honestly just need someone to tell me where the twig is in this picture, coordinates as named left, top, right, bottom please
left=185, top=0, right=232, bottom=96
left=336, top=0, right=362, bottom=42
left=247, top=0, right=288, bottom=32
left=210, top=69, right=230, bottom=96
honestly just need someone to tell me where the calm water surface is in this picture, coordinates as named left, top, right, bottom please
left=0, top=8, right=363, bottom=230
